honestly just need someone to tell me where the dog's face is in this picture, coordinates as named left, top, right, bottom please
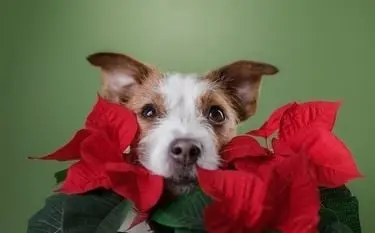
left=88, top=52, right=278, bottom=195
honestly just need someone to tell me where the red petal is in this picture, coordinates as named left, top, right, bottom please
left=233, top=140, right=297, bottom=179
left=85, top=95, right=111, bottom=130
left=105, top=105, right=138, bottom=153
left=250, top=160, right=289, bottom=230
left=28, top=129, right=91, bottom=161
left=279, top=101, right=341, bottom=141
left=80, top=132, right=123, bottom=163
left=278, top=104, right=303, bottom=141
left=233, top=156, right=280, bottom=184
left=105, top=163, right=163, bottom=213
left=58, top=160, right=110, bottom=194
left=248, top=102, right=296, bottom=138
left=205, top=204, right=248, bottom=233
left=85, top=95, right=138, bottom=152
left=272, top=154, right=320, bottom=233
left=271, top=138, right=296, bottom=157
left=57, top=132, right=124, bottom=194
left=197, top=167, right=266, bottom=229
left=301, top=101, right=341, bottom=131
left=288, top=128, right=363, bottom=187
left=220, top=135, right=268, bottom=165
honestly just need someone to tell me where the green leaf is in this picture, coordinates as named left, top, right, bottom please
left=95, top=200, right=132, bottom=233
left=54, top=169, right=68, bottom=184
left=27, top=189, right=133, bottom=233
left=319, top=186, right=361, bottom=233
left=148, top=221, right=175, bottom=233
left=319, top=207, right=340, bottom=232
left=324, top=222, right=354, bottom=233
left=151, top=188, right=211, bottom=230
left=62, top=189, right=128, bottom=233
left=27, top=193, right=68, bottom=233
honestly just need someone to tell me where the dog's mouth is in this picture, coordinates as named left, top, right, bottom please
left=167, top=161, right=198, bottom=186
left=167, top=175, right=197, bottom=185
left=165, top=174, right=198, bottom=195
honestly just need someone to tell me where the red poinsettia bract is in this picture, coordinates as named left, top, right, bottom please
left=198, top=100, right=363, bottom=233
left=29, top=95, right=164, bottom=221
left=197, top=167, right=266, bottom=233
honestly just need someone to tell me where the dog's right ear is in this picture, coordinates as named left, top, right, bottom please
left=87, top=52, right=154, bottom=103
left=204, top=60, right=278, bottom=122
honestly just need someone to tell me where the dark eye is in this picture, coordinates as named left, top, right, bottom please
left=207, top=105, right=226, bottom=124
left=141, top=104, right=157, bottom=119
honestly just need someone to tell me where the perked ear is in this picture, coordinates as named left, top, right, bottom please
left=205, top=60, right=278, bottom=121
left=87, top=52, right=153, bottom=103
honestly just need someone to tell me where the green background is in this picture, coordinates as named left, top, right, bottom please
left=1, top=1, right=374, bottom=232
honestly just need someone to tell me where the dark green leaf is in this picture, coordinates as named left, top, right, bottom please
left=148, top=221, right=175, bottom=233
left=319, top=186, right=361, bottom=233
left=55, top=169, right=68, bottom=184
left=62, top=189, right=128, bottom=233
left=319, top=207, right=340, bottom=232
left=324, top=222, right=354, bottom=233
left=151, top=188, right=211, bottom=230
left=27, top=190, right=134, bottom=233
left=27, top=193, right=68, bottom=233
left=95, top=200, right=132, bottom=233
left=320, top=186, right=352, bottom=200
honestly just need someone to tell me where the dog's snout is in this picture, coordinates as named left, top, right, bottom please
left=169, top=138, right=201, bottom=164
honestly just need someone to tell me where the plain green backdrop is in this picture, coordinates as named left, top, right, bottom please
left=1, top=1, right=374, bottom=232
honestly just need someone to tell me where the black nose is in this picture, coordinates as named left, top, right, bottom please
left=169, top=138, right=202, bottom=164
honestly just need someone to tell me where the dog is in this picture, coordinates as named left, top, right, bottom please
left=87, top=52, right=278, bottom=196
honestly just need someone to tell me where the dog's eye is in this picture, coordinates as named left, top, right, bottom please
left=208, top=105, right=226, bottom=124
left=141, top=104, right=157, bottom=119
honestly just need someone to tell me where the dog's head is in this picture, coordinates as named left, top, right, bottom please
left=88, top=52, right=278, bottom=195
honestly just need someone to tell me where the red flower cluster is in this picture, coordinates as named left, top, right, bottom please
left=31, top=97, right=362, bottom=233
left=29, top=96, right=163, bottom=227
left=198, top=101, right=363, bottom=233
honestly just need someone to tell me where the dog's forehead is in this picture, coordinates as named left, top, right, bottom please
left=157, top=73, right=211, bottom=109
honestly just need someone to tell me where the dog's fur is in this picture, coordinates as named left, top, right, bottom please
left=87, top=52, right=278, bottom=196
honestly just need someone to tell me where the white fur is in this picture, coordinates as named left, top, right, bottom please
left=138, top=73, right=220, bottom=178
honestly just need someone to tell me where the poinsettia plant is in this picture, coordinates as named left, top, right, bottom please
left=28, top=96, right=363, bottom=233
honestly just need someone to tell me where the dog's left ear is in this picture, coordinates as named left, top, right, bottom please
left=87, top=52, right=155, bottom=103
left=205, top=60, right=278, bottom=122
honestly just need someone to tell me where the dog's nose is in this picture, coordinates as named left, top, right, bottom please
left=169, top=138, right=201, bottom=164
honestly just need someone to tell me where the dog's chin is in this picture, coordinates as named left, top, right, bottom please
left=164, top=162, right=198, bottom=196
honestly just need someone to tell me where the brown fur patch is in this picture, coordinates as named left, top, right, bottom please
left=87, top=52, right=152, bottom=83
left=124, top=73, right=165, bottom=138
left=203, top=60, right=278, bottom=121
left=87, top=52, right=157, bottom=103
left=197, top=87, right=237, bottom=151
